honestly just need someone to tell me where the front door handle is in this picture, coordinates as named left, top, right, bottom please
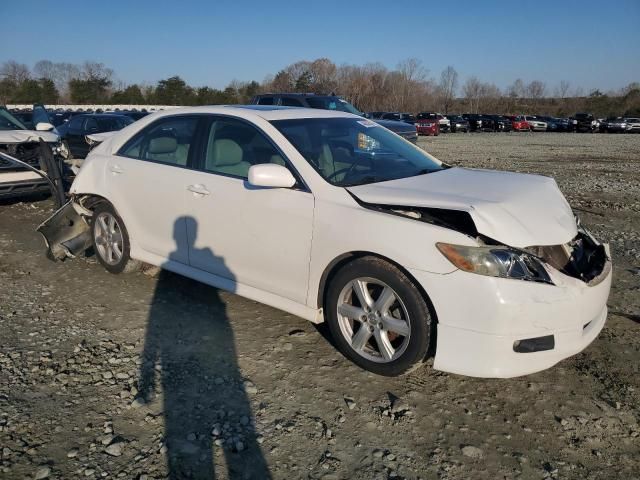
left=187, top=184, right=211, bottom=196
left=110, top=165, right=124, bottom=174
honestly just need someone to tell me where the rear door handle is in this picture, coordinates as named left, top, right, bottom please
left=187, top=184, right=211, bottom=196
left=110, top=165, right=124, bottom=174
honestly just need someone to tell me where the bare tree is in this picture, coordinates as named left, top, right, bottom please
left=527, top=80, right=546, bottom=102
left=439, top=66, right=458, bottom=114
left=462, top=76, right=482, bottom=113
left=556, top=80, right=570, bottom=99
left=0, top=60, right=31, bottom=83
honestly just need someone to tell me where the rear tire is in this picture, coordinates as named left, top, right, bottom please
left=325, top=257, right=432, bottom=376
left=91, top=202, right=139, bottom=274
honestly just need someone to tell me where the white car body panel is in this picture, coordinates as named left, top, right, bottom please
left=0, top=130, right=59, bottom=144
left=347, top=168, right=577, bottom=248
left=65, top=106, right=612, bottom=378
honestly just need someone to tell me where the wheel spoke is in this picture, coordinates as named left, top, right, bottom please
left=112, top=242, right=122, bottom=260
left=351, top=326, right=372, bottom=352
left=352, top=279, right=373, bottom=309
left=97, top=216, right=108, bottom=235
left=381, top=314, right=410, bottom=337
left=108, top=215, right=116, bottom=233
left=374, top=286, right=396, bottom=314
left=338, top=303, right=365, bottom=321
left=106, top=244, right=114, bottom=263
left=112, top=230, right=123, bottom=244
left=374, top=329, right=395, bottom=361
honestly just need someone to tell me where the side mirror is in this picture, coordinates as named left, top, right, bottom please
left=248, top=164, right=296, bottom=188
left=35, top=122, right=54, bottom=131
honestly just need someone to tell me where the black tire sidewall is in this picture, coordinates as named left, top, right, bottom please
left=91, top=202, right=132, bottom=274
left=325, top=257, right=432, bottom=376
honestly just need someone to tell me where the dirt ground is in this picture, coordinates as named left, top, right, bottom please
left=1, top=132, right=639, bottom=480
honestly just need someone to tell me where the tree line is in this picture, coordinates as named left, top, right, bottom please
left=1, top=58, right=638, bottom=117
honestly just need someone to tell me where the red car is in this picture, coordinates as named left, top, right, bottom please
left=509, top=115, right=530, bottom=131
left=415, top=113, right=440, bottom=136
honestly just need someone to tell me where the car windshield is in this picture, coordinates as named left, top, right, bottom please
left=305, top=97, right=363, bottom=116
left=0, top=108, right=27, bottom=131
left=271, top=117, right=443, bottom=187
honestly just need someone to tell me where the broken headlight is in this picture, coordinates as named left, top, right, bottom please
left=436, top=243, right=552, bottom=284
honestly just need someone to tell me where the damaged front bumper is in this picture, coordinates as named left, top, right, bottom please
left=413, top=230, right=612, bottom=378
left=37, top=200, right=92, bottom=260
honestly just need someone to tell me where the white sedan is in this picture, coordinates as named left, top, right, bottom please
left=39, top=106, right=612, bottom=378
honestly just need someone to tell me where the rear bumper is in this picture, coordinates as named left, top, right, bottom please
left=416, top=125, right=438, bottom=135
left=409, top=255, right=612, bottom=378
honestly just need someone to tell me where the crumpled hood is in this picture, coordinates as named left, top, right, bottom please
left=347, top=167, right=577, bottom=248
left=0, top=130, right=59, bottom=144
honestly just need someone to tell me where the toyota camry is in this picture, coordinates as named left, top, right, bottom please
left=38, top=106, right=612, bottom=378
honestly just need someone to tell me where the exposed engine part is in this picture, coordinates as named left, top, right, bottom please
left=525, top=229, right=609, bottom=285
left=349, top=193, right=478, bottom=238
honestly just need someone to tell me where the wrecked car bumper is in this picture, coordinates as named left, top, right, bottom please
left=410, top=249, right=612, bottom=378
left=37, top=200, right=92, bottom=260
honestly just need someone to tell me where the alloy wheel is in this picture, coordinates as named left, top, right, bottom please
left=336, top=277, right=411, bottom=363
left=93, top=211, right=124, bottom=265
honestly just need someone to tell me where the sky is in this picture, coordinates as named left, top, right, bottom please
left=2, top=0, right=639, bottom=93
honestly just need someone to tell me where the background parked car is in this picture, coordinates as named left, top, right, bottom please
left=55, top=113, right=133, bottom=158
left=380, top=112, right=416, bottom=124
left=524, top=115, right=547, bottom=132
left=10, top=110, right=34, bottom=129
left=624, top=118, right=640, bottom=133
left=415, top=113, right=440, bottom=136
left=486, top=115, right=512, bottom=132
left=573, top=113, right=597, bottom=133
left=508, top=115, right=530, bottom=131
left=461, top=114, right=489, bottom=132
left=116, top=110, right=150, bottom=122
left=251, top=94, right=418, bottom=143
left=599, top=117, right=627, bottom=133
left=446, top=115, right=470, bottom=133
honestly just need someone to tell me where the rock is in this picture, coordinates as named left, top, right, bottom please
left=461, top=445, right=484, bottom=459
left=372, top=449, right=384, bottom=459
left=235, top=440, right=245, bottom=452
left=35, top=466, right=51, bottom=479
left=244, top=381, right=258, bottom=394
left=240, top=415, right=250, bottom=426
left=102, top=371, right=113, bottom=379
left=344, top=397, right=356, bottom=410
left=105, top=442, right=124, bottom=457
left=131, top=397, right=146, bottom=409
left=187, top=433, right=196, bottom=441
left=67, top=448, right=79, bottom=458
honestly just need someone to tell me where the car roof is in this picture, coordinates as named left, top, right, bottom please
left=138, top=105, right=358, bottom=121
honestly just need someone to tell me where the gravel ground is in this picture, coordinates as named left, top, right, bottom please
left=1, top=132, right=639, bottom=480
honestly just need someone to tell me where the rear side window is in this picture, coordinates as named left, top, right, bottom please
left=281, top=97, right=303, bottom=107
left=118, top=116, right=200, bottom=167
left=68, top=116, right=84, bottom=129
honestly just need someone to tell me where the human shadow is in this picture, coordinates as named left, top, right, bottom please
left=137, top=216, right=271, bottom=479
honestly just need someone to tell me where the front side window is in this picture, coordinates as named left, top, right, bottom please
left=272, top=117, right=444, bottom=187
left=96, top=116, right=133, bottom=131
left=119, top=116, right=199, bottom=166
left=257, top=97, right=274, bottom=105
left=203, top=117, right=286, bottom=178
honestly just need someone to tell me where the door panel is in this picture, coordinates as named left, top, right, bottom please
left=185, top=171, right=314, bottom=304
left=106, top=156, right=191, bottom=263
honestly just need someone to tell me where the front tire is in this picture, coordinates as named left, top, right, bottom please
left=91, top=202, right=138, bottom=274
left=325, top=257, right=433, bottom=376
